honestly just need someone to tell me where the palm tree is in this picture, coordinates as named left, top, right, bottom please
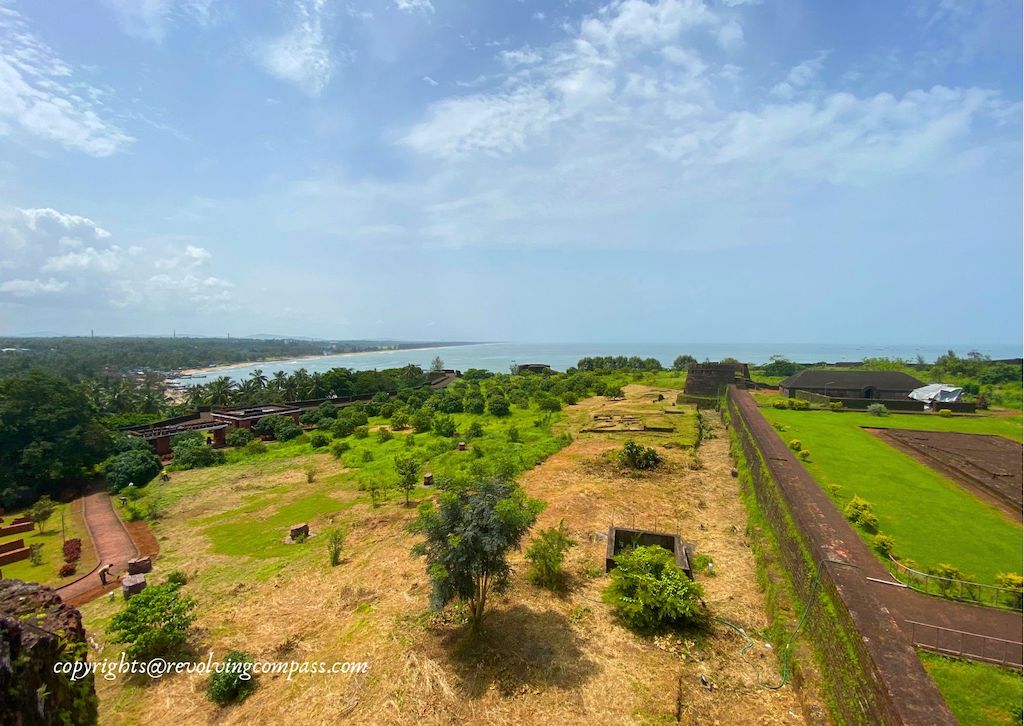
left=250, top=369, right=268, bottom=390
left=309, top=372, right=326, bottom=399
left=184, top=385, right=205, bottom=408
left=206, top=376, right=236, bottom=407
left=271, top=371, right=289, bottom=391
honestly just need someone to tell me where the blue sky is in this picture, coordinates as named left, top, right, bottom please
left=0, top=0, right=1020, bottom=344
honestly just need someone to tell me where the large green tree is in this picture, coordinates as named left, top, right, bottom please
left=408, top=478, right=544, bottom=630
left=0, top=370, right=111, bottom=508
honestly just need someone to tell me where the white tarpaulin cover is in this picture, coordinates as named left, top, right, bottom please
left=908, top=383, right=963, bottom=403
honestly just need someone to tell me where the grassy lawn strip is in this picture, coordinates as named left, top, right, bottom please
left=0, top=499, right=97, bottom=586
left=761, top=408, right=1023, bottom=583
left=920, top=651, right=1023, bottom=725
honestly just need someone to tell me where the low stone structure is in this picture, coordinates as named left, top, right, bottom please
left=0, top=521, right=33, bottom=538
left=605, top=526, right=693, bottom=578
left=423, top=473, right=433, bottom=486
left=457, top=441, right=467, bottom=451
left=126, top=556, right=152, bottom=575
left=121, top=573, right=147, bottom=598
left=0, top=538, right=30, bottom=566
left=289, top=523, right=309, bottom=541
left=0, top=579, right=98, bottom=725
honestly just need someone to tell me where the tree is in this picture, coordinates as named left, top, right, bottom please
left=761, top=355, right=799, bottom=377
left=394, top=455, right=420, bottom=505
left=27, top=495, right=57, bottom=533
left=103, top=449, right=162, bottom=492
left=430, top=356, right=445, bottom=373
left=672, top=354, right=696, bottom=371
left=603, top=545, right=705, bottom=630
left=107, top=582, right=197, bottom=661
left=171, top=432, right=225, bottom=469
left=487, top=395, right=510, bottom=417
left=0, top=370, right=112, bottom=508
left=408, top=478, right=544, bottom=631
left=432, top=414, right=457, bottom=438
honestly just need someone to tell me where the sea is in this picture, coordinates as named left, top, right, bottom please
left=177, top=342, right=1023, bottom=385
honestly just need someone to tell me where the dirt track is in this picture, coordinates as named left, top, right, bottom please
left=56, top=490, right=143, bottom=606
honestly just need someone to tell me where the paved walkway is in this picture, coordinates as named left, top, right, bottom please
left=733, top=389, right=1023, bottom=667
left=56, top=489, right=138, bottom=606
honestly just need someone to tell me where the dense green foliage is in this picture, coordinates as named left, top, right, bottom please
left=0, top=370, right=112, bottom=507
left=408, top=477, right=544, bottom=629
left=603, top=545, right=705, bottom=630
left=107, top=583, right=197, bottom=661
left=102, top=449, right=162, bottom=492
left=618, top=440, right=663, bottom=470
left=225, top=427, right=254, bottom=447
left=171, top=432, right=226, bottom=470
left=206, top=651, right=258, bottom=706
left=525, top=520, right=576, bottom=590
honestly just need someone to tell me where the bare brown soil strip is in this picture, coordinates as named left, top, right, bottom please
left=867, top=427, right=1022, bottom=520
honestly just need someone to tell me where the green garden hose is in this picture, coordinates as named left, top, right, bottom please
left=712, top=563, right=823, bottom=690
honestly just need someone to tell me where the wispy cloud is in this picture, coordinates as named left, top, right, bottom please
left=100, top=0, right=216, bottom=43
left=394, top=0, right=435, bottom=14
left=0, top=3, right=133, bottom=156
left=256, top=0, right=333, bottom=96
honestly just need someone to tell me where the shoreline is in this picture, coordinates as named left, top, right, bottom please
left=173, top=343, right=478, bottom=378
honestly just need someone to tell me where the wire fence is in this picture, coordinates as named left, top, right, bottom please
left=906, top=620, right=1023, bottom=668
left=888, top=557, right=1023, bottom=612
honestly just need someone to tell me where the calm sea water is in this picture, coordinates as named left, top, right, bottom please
left=180, top=342, right=1023, bottom=384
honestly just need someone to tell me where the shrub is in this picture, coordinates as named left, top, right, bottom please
left=605, top=386, right=624, bottom=400
left=995, top=572, right=1023, bottom=609
left=526, top=520, right=576, bottom=590
left=432, top=415, right=457, bottom=438
left=787, top=439, right=802, bottom=452
left=252, top=415, right=283, bottom=438
left=797, top=449, right=811, bottom=461
left=858, top=511, right=879, bottom=533
left=59, top=563, right=76, bottom=577
left=466, top=421, right=484, bottom=440
left=107, top=583, right=197, bottom=660
left=63, top=538, right=82, bottom=564
left=618, top=440, right=663, bottom=470
left=304, top=465, right=318, bottom=483
left=535, top=393, right=562, bottom=413
left=928, top=564, right=969, bottom=596
left=226, top=428, right=254, bottom=447
left=828, top=401, right=844, bottom=412
left=938, top=408, right=952, bottom=418
left=103, top=449, right=162, bottom=492
left=206, top=650, right=257, bottom=706
left=603, top=545, right=705, bottom=630
left=331, top=416, right=358, bottom=438
left=772, top=399, right=788, bottom=409
left=687, top=453, right=703, bottom=471
left=405, top=433, right=416, bottom=448
left=843, top=495, right=873, bottom=524
left=412, top=410, right=434, bottom=433
left=166, top=570, right=188, bottom=587
left=327, top=527, right=346, bottom=566
left=867, top=403, right=889, bottom=417
left=506, top=426, right=521, bottom=443
left=464, top=395, right=485, bottom=415
left=274, top=419, right=302, bottom=441
left=244, top=440, right=267, bottom=456
left=391, top=411, right=410, bottom=430
left=561, top=392, right=578, bottom=406
left=692, top=553, right=715, bottom=576
left=330, top=440, right=350, bottom=459
left=309, top=432, right=330, bottom=449
left=172, top=434, right=226, bottom=469
left=360, top=450, right=374, bottom=462
left=376, top=427, right=393, bottom=443
left=873, top=534, right=895, bottom=557
left=487, top=395, right=510, bottom=417
left=353, top=426, right=369, bottom=439
left=28, top=543, right=43, bottom=566
left=789, top=398, right=810, bottom=410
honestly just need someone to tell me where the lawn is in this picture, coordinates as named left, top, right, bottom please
left=760, top=408, right=1023, bottom=583
left=0, top=498, right=96, bottom=586
left=920, top=652, right=1023, bottom=725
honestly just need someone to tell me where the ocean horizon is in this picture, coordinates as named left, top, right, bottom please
left=178, top=341, right=1024, bottom=384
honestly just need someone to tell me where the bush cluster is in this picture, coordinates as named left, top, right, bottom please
left=206, top=651, right=258, bottom=706
left=63, top=538, right=82, bottom=564
left=225, top=427, right=254, bottom=447
left=843, top=495, right=879, bottom=532
left=618, top=440, right=663, bottom=470
left=59, top=563, right=77, bottom=577
left=603, top=545, right=705, bottom=630
left=171, top=432, right=226, bottom=470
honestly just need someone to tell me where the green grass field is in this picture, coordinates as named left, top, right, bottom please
left=920, top=652, right=1023, bottom=724
left=0, top=500, right=95, bottom=586
left=760, top=408, right=1023, bottom=583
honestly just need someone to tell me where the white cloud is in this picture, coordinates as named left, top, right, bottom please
left=0, top=205, right=233, bottom=308
left=0, top=277, right=66, bottom=296
left=394, top=0, right=434, bottom=14
left=771, top=52, right=828, bottom=98
left=100, top=0, right=215, bottom=43
left=423, top=75, right=439, bottom=86
left=256, top=0, right=333, bottom=96
left=0, top=4, right=133, bottom=156
left=717, top=19, right=743, bottom=49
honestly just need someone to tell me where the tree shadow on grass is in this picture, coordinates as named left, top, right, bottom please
left=440, top=604, right=598, bottom=698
